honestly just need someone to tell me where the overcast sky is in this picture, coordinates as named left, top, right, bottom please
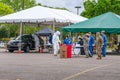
left=36, top=0, right=84, bottom=14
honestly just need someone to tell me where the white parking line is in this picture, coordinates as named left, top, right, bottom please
left=62, top=64, right=114, bottom=80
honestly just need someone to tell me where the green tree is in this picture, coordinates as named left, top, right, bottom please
left=37, top=3, right=42, bottom=6
left=0, top=27, right=7, bottom=38
left=0, top=0, right=36, bottom=38
left=0, top=2, right=13, bottom=38
left=0, top=0, right=36, bottom=11
left=81, top=0, right=120, bottom=18
left=0, top=2, right=13, bottom=16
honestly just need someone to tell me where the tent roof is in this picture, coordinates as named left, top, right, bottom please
left=62, top=12, right=120, bottom=33
left=0, top=6, right=87, bottom=24
left=36, top=27, right=53, bottom=36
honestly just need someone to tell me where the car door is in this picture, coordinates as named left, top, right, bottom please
left=30, top=36, right=35, bottom=49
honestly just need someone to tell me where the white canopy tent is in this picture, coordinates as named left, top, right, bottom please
left=0, top=6, right=87, bottom=52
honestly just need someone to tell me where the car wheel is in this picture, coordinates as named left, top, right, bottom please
left=24, top=46, right=30, bottom=52
left=9, top=50, right=14, bottom=52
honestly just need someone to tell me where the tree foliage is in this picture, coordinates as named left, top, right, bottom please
left=81, top=0, right=120, bottom=18
left=0, top=0, right=36, bottom=11
left=0, top=0, right=36, bottom=38
left=0, top=2, right=13, bottom=16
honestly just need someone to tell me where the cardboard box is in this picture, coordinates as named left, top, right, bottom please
left=60, top=45, right=67, bottom=58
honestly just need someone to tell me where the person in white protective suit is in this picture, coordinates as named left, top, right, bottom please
left=33, top=34, right=40, bottom=52
left=52, top=31, right=61, bottom=56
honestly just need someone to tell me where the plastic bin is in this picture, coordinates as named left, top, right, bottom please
left=67, top=45, right=72, bottom=58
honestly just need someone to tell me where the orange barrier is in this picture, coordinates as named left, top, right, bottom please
left=18, top=48, right=21, bottom=54
left=39, top=47, right=43, bottom=53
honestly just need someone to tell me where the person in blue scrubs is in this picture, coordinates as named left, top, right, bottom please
left=49, top=34, right=53, bottom=44
left=101, top=31, right=107, bottom=57
left=63, top=36, right=72, bottom=45
left=88, top=32, right=95, bottom=57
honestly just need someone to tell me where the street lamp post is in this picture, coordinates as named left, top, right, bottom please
left=75, top=6, right=81, bottom=40
left=75, top=6, right=81, bottom=15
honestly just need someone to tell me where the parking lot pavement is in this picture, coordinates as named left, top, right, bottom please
left=0, top=48, right=6, bottom=52
left=0, top=50, right=120, bottom=80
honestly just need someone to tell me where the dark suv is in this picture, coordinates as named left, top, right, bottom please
left=7, top=34, right=44, bottom=52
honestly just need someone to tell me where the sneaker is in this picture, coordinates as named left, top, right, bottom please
left=85, top=56, right=89, bottom=58
left=102, top=56, right=106, bottom=57
left=54, top=54, right=57, bottom=56
left=89, top=54, right=93, bottom=57
left=96, top=57, right=101, bottom=60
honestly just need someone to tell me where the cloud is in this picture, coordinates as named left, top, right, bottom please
left=36, top=0, right=84, bottom=14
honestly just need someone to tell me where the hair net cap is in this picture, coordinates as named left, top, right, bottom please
left=56, top=31, right=60, bottom=35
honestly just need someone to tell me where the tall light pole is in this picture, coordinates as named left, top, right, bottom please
left=75, top=6, right=81, bottom=15
left=75, top=6, right=81, bottom=40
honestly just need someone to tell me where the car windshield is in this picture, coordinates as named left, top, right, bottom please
left=15, top=35, right=33, bottom=41
left=15, top=35, right=21, bottom=40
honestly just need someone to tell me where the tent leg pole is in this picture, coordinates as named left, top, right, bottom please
left=69, top=32, right=71, bottom=37
left=60, top=31, right=63, bottom=41
left=68, top=22, right=71, bottom=37
left=22, top=23, right=24, bottom=34
left=18, top=22, right=23, bottom=54
left=53, top=20, right=55, bottom=32
left=68, top=22, right=72, bottom=39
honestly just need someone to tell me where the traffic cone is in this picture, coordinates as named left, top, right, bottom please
left=39, top=47, right=43, bottom=53
left=18, top=48, right=21, bottom=54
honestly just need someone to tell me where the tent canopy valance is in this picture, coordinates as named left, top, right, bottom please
left=62, top=12, right=120, bottom=33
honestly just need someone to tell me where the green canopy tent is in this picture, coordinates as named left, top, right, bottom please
left=62, top=12, right=120, bottom=33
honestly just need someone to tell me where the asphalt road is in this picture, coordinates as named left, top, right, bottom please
left=0, top=50, right=120, bottom=80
